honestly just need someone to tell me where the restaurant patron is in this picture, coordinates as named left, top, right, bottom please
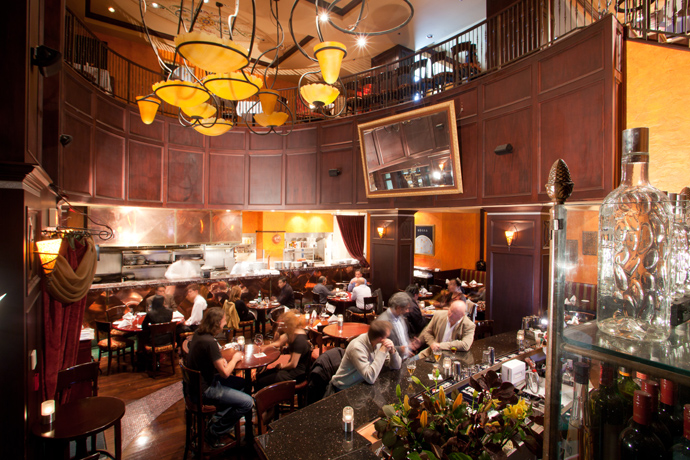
left=378, top=292, right=413, bottom=357
left=349, top=277, right=372, bottom=314
left=415, top=300, right=475, bottom=358
left=146, top=285, right=177, bottom=310
left=274, top=276, right=295, bottom=308
left=312, top=276, right=335, bottom=304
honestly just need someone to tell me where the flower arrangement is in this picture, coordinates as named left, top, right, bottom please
left=374, top=370, right=543, bottom=460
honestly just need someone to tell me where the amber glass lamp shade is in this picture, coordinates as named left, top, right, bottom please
left=313, top=41, right=347, bottom=85
left=193, top=118, right=233, bottom=136
left=182, top=102, right=217, bottom=119
left=505, top=227, right=517, bottom=247
left=174, top=31, right=249, bottom=74
left=255, top=111, right=289, bottom=128
left=300, top=83, right=340, bottom=108
left=204, top=73, right=263, bottom=101
left=36, top=238, right=62, bottom=274
left=136, top=95, right=161, bottom=124
left=152, top=81, right=209, bottom=108
left=259, top=90, right=280, bottom=115
left=377, top=226, right=386, bottom=238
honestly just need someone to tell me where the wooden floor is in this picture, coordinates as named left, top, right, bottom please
left=98, top=354, right=258, bottom=459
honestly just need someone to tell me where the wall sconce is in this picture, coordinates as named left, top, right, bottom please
left=377, top=226, right=386, bottom=238
left=35, top=238, right=62, bottom=274
left=504, top=224, right=518, bottom=249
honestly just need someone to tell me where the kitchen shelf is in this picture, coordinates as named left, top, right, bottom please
left=122, top=263, right=172, bottom=269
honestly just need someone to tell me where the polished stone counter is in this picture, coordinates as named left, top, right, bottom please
left=255, top=331, right=534, bottom=460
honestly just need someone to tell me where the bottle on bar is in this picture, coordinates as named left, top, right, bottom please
left=563, top=361, right=593, bottom=460
left=639, top=379, right=674, bottom=451
left=617, top=366, right=639, bottom=420
left=670, top=404, right=690, bottom=459
left=589, top=362, right=626, bottom=460
left=619, top=390, right=666, bottom=460
left=661, top=379, right=684, bottom=443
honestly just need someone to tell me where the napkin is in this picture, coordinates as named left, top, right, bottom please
left=428, top=373, right=443, bottom=381
left=564, top=295, right=577, bottom=306
left=253, top=352, right=267, bottom=358
left=461, top=281, right=468, bottom=287
left=325, top=303, right=336, bottom=314
left=470, top=280, right=477, bottom=287
left=172, top=310, right=185, bottom=320
left=419, top=287, right=428, bottom=295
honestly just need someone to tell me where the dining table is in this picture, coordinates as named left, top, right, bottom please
left=222, top=343, right=281, bottom=393
left=326, top=292, right=356, bottom=315
left=322, top=322, right=369, bottom=344
left=247, top=301, right=283, bottom=336
left=33, top=396, right=125, bottom=460
left=112, top=314, right=183, bottom=352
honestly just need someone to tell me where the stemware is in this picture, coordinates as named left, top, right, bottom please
left=406, top=361, right=416, bottom=382
left=254, top=334, right=264, bottom=348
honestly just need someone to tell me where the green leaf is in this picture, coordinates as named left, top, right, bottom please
left=383, top=404, right=397, bottom=418
left=374, top=419, right=389, bottom=434
left=382, top=430, right=399, bottom=448
left=447, top=453, right=473, bottom=460
left=392, top=445, right=408, bottom=460
left=421, top=450, right=440, bottom=460
left=391, top=416, right=406, bottom=427
left=396, top=384, right=402, bottom=401
left=407, top=453, right=423, bottom=460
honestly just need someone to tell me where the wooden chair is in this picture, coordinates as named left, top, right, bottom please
left=95, top=320, right=135, bottom=375
left=346, top=296, right=378, bottom=324
left=180, top=362, right=241, bottom=460
left=105, top=306, right=131, bottom=338
left=293, top=291, right=304, bottom=312
left=268, top=306, right=289, bottom=339
left=474, top=320, right=494, bottom=340
left=254, top=380, right=296, bottom=435
left=145, top=322, right=177, bottom=378
left=55, top=361, right=101, bottom=454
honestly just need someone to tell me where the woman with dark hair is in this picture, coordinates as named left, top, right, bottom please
left=186, top=308, right=253, bottom=448
left=254, top=310, right=311, bottom=391
left=142, top=295, right=174, bottom=346
left=229, top=285, right=253, bottom=322
left=404, top=284, right=428, bottom=336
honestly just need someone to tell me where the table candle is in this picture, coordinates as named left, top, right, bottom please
left=443, top=357, right=452, bottom=377
left=342, top=406, right=354, bottom=432
left=41, top=400, right=55, bottom=424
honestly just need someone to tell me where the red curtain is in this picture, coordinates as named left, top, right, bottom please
left=42, top=238, right=89, bottom=400
left=336, top=215, right=370, bottom=268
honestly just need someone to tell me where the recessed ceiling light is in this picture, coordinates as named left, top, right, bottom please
left=108, top=7, right=115, bottom=13
left=427, top=34, right=433, bottom=39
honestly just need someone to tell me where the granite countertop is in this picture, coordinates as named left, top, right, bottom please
left=256, top=331, right=533, bottom=460
left=89, top=262, right=359, bottom=290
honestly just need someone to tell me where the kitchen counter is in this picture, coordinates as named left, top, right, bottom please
left=255, top=332, right=539, bottom=460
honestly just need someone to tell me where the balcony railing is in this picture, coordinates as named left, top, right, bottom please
left=64, top=0, right=687, bottom=125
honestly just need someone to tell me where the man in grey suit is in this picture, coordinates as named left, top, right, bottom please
left=414, top=299, right=475, bottom=358
left=377, top=292, right=414, bottom=358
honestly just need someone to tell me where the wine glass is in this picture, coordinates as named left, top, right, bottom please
left=406, top=361, right=417, bottom=382
left=254, top=334, right=264, bottom=349
left=433, top=349, right=442, bottom=363
left=450, top=346, right=458, bottom=358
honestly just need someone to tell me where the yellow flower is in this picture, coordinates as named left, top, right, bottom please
left=453, top=393, right=463, bottom=411
left=503, top=398, right=529, bottom=420
left=439, top=387, right=447, bottom=407
left=420, top=410, right=428, bottom=428
left=403, top=395, right=411, bottom=413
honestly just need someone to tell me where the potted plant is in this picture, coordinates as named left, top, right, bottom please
left=374, top=370, right=543, bottom=460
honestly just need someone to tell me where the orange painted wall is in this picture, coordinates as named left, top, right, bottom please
left=626, top=41, right=690, bottom=193
left=413, top=212, right=480, bottom=270
left=564, top=207, right=599, bottom=285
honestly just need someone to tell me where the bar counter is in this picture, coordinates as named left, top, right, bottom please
left=255, top=331, right=536, bottom=460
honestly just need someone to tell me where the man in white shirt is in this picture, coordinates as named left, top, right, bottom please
left=185, top=284, right=207, bottom=326
left=377, top=292, right=413, bottom=357
left=349, top=277, right=372, bottom=313
left=329, top=320, right=402, bottom=391
left=414, top=299, right=475, bottom=358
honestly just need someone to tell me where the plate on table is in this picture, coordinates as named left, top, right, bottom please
left=249, top=300, right=258, bottom=305
left=270, top=301, right=280, bottom=306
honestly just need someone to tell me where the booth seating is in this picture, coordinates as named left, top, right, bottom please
left=433, top=268, right=487, bottom=288
left=564, top=281, right=597, bottom=313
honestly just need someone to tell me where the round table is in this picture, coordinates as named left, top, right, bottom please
left=326, top=294, right=355, bottom=314
left=222, top=344, right=281, bottom=392
left=247, top=302, right=282, bottom=336
left=112, top=315, right=183, bottom=354
left=322, top=322, right=369, bottom=343
left=33, top=396, right=125, bottom=460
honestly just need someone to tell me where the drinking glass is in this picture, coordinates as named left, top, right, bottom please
left=433, top=349, right=442, bottom=363
left=450, top=346, right=457, bottom=358
left=254, top=334, right=264, bottom=348
left=406, top=361, right=416, bottom=381
left=482, top=350, right=492, bottom=366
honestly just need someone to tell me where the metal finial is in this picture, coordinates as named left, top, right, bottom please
left=545, top=159, right=574, bottom=204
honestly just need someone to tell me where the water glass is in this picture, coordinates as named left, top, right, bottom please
left=482, top=350, right=492, bottom=366
left=254, top=334, right=264, bottom=348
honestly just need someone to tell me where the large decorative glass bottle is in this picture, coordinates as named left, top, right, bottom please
left=597, top=127, right=672, bottom=342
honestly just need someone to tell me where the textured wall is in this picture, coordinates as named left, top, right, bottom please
left=413, top=211, right=481, bottom=270
left=626, top=40, right=690, bottom=194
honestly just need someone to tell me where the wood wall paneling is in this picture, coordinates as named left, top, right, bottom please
left=168, top=123, right=205, bottom=148
left=210, top=130, right=245, bottom=150
left=321, top=121, right=354, bottom=147
left=286, top=127, right=317, bottom=150
left=355, top=146, right=370, bottom=205
left=454, top=89, right=479, bottom=119
left=61, top=111, right=93, bottom=196
left=208, top=152, right=245, bottom=206
left=436, top=120, right=479, bottom=204
left=94, top=128, right=125, bottom=199
left=285, top=152, right=317, bottom=205
left=249, top=154, right=283, bottom=205
left=95, top=96, right=125, bottom=132
left=167, top=149, right=204, bottom=204
left=489, top=252, right=535, bottom=334
left=129, top=110, right=164, bottom=141
left=128, top=140, right=163, bottom=202
left=539, top=31, right=604, bottom=93
left=63, top=71, right=93, bottom=116
left=482, top=107, right=533, bottom=199
left=320, top=148, right=354, bottom=204
left=538, top=82, right=607, bottom=195
left=483, top=66, right=532, bottom=112
left=489, top=219, right=535, bottom=250
left=249, top=131, right=284, bottom=151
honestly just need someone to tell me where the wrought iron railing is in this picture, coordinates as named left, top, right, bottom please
left=64, top=0, right=688, bottom=125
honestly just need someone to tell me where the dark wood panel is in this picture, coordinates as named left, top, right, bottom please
left=94, top=128, right=125, bottom=199
left=249, top=132, right=283, bottom=151
left=61, top=111, right=92, bottom=196
left=167, top=149, right=204, bottom=204
left=371, top=242, right=396, bottom=300
left=210, top=130, right=245, bottom=150
left=376, top=125, right=406, bottom=164
left=355, top=146, right=369, bottom=204
left=208, top=152, right=245, bottom=206
left=483, top=66, right=531, bottom=112
left=538, top=82, right=606, bottom=194
left=436, top=121, right=479, bottom=203
left=63, top=71, right=92, bottom=116
left=539, top=31, right=604, bottom=93
left=129, top=111, right=164, bottom=141
left=168, top=123, right=205, bottom=148
left=249, top=154, right=283, bottom=205
left=489, top=252, right=534, bottom=334
left=489, top=219, right=535, bottom=250
left=482, top=107, right=532, bottom=198
left=454, top=88, right=478, bottom=119
left=321, top=121, right=354, bottom=147
left=320, top=148, right=353, bottom=204
left=287, top=128, right=317, bottom=150
left=286, top=152, right=317, bottom=205
left=128, top=140, right=163, bottom=202
left=95, top=96, right=125, bottom=132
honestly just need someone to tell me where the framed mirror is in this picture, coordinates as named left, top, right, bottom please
left=358, top=101, right=462, bottom=198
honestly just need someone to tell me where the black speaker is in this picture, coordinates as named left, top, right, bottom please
left=494, top=143, right=513, bottom=155
left=328, top=168, right=341, bottom=177
left=31, top=45, right=62, bottom=77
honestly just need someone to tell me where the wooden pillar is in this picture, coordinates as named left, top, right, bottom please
left=369, top=210, right=416, bottom=302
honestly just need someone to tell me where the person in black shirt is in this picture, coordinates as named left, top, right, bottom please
left=404, top=284, right=429, bottom=337
left=274, top=276, right=294, bottom=308
left=255, top=310, right=311, bottom=391
left=186, top=308, right=253, bottom=448
left=142, top=295, right=173, bottom=346
left=230, top=285, right=254, bottom=322
left=312, top=276, right=335, bottom=304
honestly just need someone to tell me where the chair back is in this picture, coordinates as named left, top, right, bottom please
left=474, top=320, right=494, bottom=340
left=95, top=320, right=113, bottom=342
left=254, top=380, right=296, bottom=435
left=105, top=305, right=127, bottom=322
left=180, top=361, right=204, bottom=407
left=55, top=361, right=99, bottom=405
left=373, top=288, right=384, bottom=314
left=269, top=306, right=289, bottom=323
left=148, top=321, right=177, bottom=348
left=363, top=296, right=377, bottom=312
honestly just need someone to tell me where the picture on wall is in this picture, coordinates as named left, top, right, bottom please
left=415, top=225, right=435, bottom=256
left=582, top=231, right=597, bottom=256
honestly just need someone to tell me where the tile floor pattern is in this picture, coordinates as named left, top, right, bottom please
left=121, top=381, right=183, bottom=450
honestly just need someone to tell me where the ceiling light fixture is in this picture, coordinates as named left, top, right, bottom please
left=356, top=36, right=367, bottom=48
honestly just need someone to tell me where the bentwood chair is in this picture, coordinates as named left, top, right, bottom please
left=180, top=362, right=241, bottom=460
left=253, top=380, right=296, bottom=435
left=95, top=320, right=135, bottom=375
left=145, top=322, right=177, bottom=378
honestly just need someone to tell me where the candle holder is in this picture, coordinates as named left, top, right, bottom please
left=337, top=314, right=344, bottom=331
left=342, top=406, right=354, bottom=432
left=41, top=400, right=55, bottom=425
